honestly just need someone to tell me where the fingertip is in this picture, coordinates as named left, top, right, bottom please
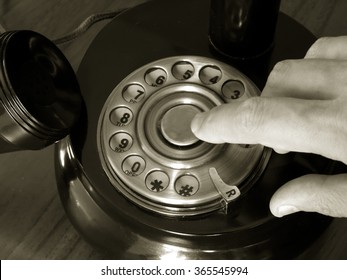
left=270, top=174, right=347, bottom=218
left=270, top=204, right=300, bottom=218
left=190, top=108, right=229, bottom=144
left=190, top=112, right=206, bottom=136
left=273, top=148, right=290, bottom=154
left=269, top=177, right=306, bottom=218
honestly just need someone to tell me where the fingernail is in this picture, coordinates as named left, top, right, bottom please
left=190, top=112, right=206, bottom=135
left=276, top=205, right=299, bottom=217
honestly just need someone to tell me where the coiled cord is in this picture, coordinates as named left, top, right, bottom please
left=0, top=9, right=126, bottom=44
left=52, top=9, right=126, bottom=45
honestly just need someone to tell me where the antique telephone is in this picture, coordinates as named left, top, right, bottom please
left=1, top=0, right=345, bottom=259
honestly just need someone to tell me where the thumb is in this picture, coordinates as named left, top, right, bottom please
left=270, top=174, right=347, bottom=218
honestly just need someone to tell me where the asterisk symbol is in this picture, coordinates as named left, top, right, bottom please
left=150, top=179, right=164, bottom=192
left=178, top=185, right=194, bottom=196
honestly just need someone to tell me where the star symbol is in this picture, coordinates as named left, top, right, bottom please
left=150, top=179, right=164, bottom=192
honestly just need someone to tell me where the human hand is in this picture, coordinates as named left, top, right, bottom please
left=191, top=36, right=347, bottom=218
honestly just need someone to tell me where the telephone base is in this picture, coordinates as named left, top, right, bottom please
left=56, top=0, right=347, bottom=259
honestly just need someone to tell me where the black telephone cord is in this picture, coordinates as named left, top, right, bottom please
left=0, top=9, right=126, bottom=44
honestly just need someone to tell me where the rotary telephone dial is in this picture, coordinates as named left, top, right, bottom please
left=1, top=0, right=343, bottom=259
left=98, top=55, right=271, bottom=216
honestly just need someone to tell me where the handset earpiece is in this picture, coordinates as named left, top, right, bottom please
left=0, top=30, right=82, bottom=153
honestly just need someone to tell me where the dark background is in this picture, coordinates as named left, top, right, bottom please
left=1, top=0, right=346, bottom=259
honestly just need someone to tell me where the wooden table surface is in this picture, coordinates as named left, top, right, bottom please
left=1, top=0, right=347, bottom=260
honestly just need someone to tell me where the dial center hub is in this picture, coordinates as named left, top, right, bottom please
left=160, top=104, right=200, bottom=147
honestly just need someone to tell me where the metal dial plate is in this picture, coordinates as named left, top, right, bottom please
left=97, top=56, right=271, bottom=216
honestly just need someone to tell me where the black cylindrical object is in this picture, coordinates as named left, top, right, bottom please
left=209, top=0, right=281, bottom=59
left=0, top=30, right=82, bottom=153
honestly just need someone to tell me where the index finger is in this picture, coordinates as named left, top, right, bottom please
left=191, top=97, right=347, bottom=164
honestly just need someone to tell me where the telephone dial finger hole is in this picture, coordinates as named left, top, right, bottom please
left=145, top=170, right=170, bottom=192
left=122, top=84, right=146, bottom=103
left=174, top=174, right=200, bottom=197
left=222, top=80, right=245, bottom=100
left=199, top=65, right=222, bottom=85
left=144, top=67, right=167, bottom=87
left=109, top=132, right=133, bottom=153
left=172, top=61, right=195, bottom=80
left=122, top=155, right=146, bottom=176
left=109, top=106, right=133, bottom=126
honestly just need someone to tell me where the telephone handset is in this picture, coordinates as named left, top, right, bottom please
left=1, top=0, right=342, bottom=259
left=0, top=30, right=81, bottom=153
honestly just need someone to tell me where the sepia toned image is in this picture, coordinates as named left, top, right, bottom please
left=1, top=0, right=347, bottom=260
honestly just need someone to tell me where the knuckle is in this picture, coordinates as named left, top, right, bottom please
left=306, top=37, right=330, bottom=57
left=334, top=62, right=347, bottom=87
left=267, top=60, right=293, bottom=87
left=332, top=100, right=347, bottom=163
left=317, top=99, right=347, bottom=164
left=237, top=97, right=266, bottom=136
